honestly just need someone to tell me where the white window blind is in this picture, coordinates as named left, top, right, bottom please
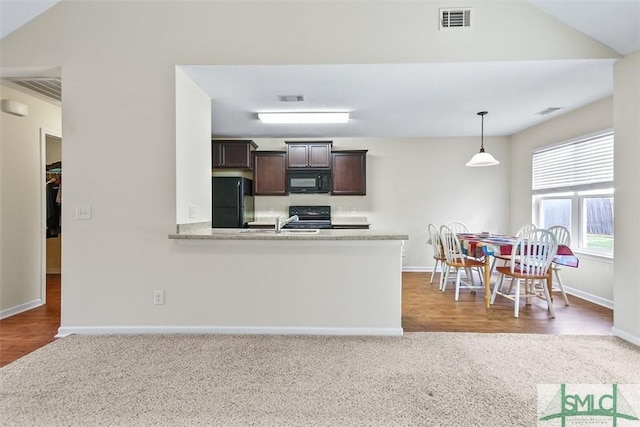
left=532, top=131, right=613, bottom=194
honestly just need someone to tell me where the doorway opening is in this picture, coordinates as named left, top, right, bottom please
left=40, top=129, right=62, bottom=307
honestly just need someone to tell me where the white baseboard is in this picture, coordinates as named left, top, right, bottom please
left=611, top=327, right=640, bottom=347
left=0, top=299, right=43, bottom=319
left=563, top=286, right=613, bottom=310
left=56, top=325, right=404, bottom=338
left=402, top=266, right=430, bottom=273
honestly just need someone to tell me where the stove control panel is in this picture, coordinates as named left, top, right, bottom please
left=289, top=205, right=331, bottom=217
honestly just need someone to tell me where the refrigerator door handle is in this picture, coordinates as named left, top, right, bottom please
left=237, top=181, right=242, bottom=226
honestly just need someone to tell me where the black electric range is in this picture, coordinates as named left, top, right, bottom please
left=285, top=205, right=332, bottom=229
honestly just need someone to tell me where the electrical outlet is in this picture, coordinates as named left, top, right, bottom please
left=268, top=207, right=273, bottom=213
left=153, top=290, right=165, bottom=305
left=336, top=206, right=342, bottom=213
left=188, top=205, right=197, bottom=219
left=350, top=207, right=356, bottom=213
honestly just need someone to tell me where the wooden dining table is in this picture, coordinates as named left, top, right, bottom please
left=457, top=233, right=579, bottom=309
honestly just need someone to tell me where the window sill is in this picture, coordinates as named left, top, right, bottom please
left=572, top=249, right=613, bottom=263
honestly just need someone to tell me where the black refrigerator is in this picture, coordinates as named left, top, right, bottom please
left=212, top=177, right=254, bottom=228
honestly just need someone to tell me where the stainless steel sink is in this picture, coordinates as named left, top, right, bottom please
left=237, top=229, right=320, bottom=234
left=281, top=229, right=320, bottom=234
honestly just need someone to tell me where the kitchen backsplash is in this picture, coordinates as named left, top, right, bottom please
left=251, top=215, right=370, bottom=226
left=254, top=195, right=368, bottom=218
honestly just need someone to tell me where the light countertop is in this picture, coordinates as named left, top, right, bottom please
left=169, top=227, right=407, bottom=241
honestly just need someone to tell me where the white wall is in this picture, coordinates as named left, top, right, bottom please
left=0, top=84, right=61, bottom=315
left=0, top=1, right=624, bottom=332
left=509, top=97, right=614, bottom=306
left=175, top=67, right=211, bottom=225
left=45, top=135, right=61, bottom=164
left=613, top=51, right=640, bottom=342
left=59, top=239, right=405, bottom=336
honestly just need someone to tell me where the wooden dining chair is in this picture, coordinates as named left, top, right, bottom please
left=428, top=223, right=446, bottom=290
left=445, top=221, right=470, bottom=234
left=489, top=223, right=536, bottom=275
left=440, top=225, right=485, bottom=301
left=490, top=228, right=558, bottom=318
left=445, top=220, right=485, bottom=284
left=547, top=225, right=571, bottom=306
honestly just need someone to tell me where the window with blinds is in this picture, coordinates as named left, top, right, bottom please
left=532, top=130, right=614, bottom=256
left=532, top=131, right=613, bottom=194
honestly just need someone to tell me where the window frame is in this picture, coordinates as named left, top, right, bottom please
left=533, top=188, right=614, bottom=259
left=531, top=130, right=614, bottom=260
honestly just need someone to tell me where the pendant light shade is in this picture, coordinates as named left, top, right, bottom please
left=466, top=111, right=499, bottom=167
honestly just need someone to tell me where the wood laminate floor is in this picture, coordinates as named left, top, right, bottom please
left=0, top=272, right=613, bottom=367
left=402, top=272, right=613, bottom=334
left=0, top=274, right=61, bottom=367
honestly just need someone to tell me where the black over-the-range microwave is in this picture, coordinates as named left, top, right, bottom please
left=286, top=170, right=331, bottom=193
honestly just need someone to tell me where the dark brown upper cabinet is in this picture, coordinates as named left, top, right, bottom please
left=212, top=140, right=258, bottom=170
left=331, top=150, right=367, bottom=195
left=253, top=151, right=287, bottom=196
left=285, top=141, right=332, bottom=169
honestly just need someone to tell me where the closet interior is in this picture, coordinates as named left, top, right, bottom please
left=45, top=134, right=62, bottom=274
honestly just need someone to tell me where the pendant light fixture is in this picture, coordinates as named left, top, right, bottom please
left=466, top=111, right=499, bottom=167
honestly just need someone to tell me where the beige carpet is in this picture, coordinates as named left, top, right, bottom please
left=1, top=333, right=638, bottom=426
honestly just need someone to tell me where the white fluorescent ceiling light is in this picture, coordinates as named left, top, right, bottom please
left=258, top=112, right=349, bottom=124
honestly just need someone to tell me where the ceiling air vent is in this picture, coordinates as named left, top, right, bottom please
left=278, top=95, right=304, bottom=102
left=2, top=77, right=61, bottom=102
left=440, top=8, right=472, bottom=30
left=537, top=107, right=563, bottom=116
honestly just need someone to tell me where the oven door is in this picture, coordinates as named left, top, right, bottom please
left=284, top=221, right=332, bottom=229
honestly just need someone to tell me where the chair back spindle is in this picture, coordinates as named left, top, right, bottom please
left=428, top=223, right=444, bottom=259
left=440, top=225, right=465, bottom=266
left=516, top=223, right=536, bottom=238
left=547, top=225, right=571, bottom=246
left=445, top=221, right=470, bottom=235
left=510, top=229, right=558, bottom=277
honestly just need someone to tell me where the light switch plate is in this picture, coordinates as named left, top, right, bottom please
left=75, top=205, right=92, bottom=220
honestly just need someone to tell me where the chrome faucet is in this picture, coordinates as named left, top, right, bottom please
left=275, top=215, right=299, bottom=233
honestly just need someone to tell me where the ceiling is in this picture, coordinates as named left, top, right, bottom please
left=181, top=60, right=615, bottom=138
left=0, top=0, right=60, bottom=39
left=1, top=0, right=638, bottom=138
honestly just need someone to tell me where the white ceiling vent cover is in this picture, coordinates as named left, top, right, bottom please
left=537, top=107, right=564, bottom=116
left=278, top=95, right=304, bottom=102
left=440, top=8, right=472, bottom=30
left=2, top=77, right=61, bottom=102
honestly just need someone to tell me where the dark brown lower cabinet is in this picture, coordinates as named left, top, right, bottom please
left=253, top=151, right=287, bottom=195
left=331, top=150, right=367, bottom=195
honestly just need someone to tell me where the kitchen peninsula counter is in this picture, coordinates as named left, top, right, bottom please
left=169, top=228, right=406, bottom=241
left=168, top=225, right=406, bottom=336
